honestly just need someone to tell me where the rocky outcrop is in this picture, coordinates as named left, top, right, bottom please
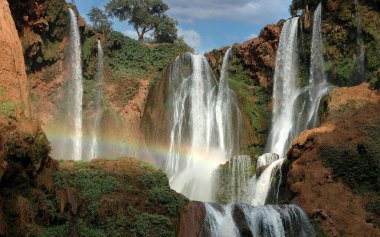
left=1, top=137, right=188, bottom=237
left=283, top=83, right=380, bottom=236
left=0, top=114, right=50, bottom=184
left=238, top=21, right=284, bottom=88
left=206, top=20, right=283, bottom=89
left=204, top=22, right=283, bottom=158
left=177, top=201, right=206, bottom=237
left=0, top=0, right=30, bottom=116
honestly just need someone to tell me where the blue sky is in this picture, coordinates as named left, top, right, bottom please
left=74, top=0, right=292, bottom=53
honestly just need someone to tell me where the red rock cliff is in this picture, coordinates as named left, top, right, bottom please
left=284, top=83, right=380, bottom=237
left=0, top=0, right=30, bottom=116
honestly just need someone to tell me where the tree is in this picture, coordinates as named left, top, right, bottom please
left=87, top=7, right=113, bottom=35
left=105, top=0, right=177, bottom=42
left=154, top=15, right=177, bottom=43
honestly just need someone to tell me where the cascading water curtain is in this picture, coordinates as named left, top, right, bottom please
left=166, top=50, right=241, bottom=202
left=67, top=8, right=83, bottom=161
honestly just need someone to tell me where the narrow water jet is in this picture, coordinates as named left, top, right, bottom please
left=306, top=2, right=331, bottom=128
left=166, top=49, right=241, bottom=202
left=89, top=40, right=104, bottom=160
left=67, top=8, right=83, bottom=161
left=354, top=0, right=366, bottom=83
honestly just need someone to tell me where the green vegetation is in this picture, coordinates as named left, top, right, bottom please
left=41, top=63, right=60, bottom=83
left=10, top=0, right=69, bottom=73
left=103, top=31, right=189, bottom=105
left=106, top=0, right=177, bottom=43
left=291, top=0, right=380, bottom=88
left=82, top=36, right=98, bottom=81
left=2, top=156, right=188, bottom=236
left=88, top=7, right=113, bottom=35
left=228, top=46, right=271, bottom=158
left=132, top=213, right=174, bottom=237
left=320, top=121, right=380, bottom=194
left=0, top=100, right=20, bottom=118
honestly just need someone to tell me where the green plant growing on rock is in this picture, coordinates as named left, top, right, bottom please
left=0, top=100, right=20, bottom=118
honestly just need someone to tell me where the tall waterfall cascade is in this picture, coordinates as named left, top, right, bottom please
left=266, top=17, right=301, bottom=159
left=166, top=49, right=241, bottom=202
left=89, top=40, right=104, bottom=160
left=250, top=3, right=331, bottom=207
left=67, top=9, right=83, bottom=161
left=306, top=3, right=331, bottom=128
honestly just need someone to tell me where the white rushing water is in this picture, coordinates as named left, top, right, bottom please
left=245, top=2, right=330, bottom=213
left=306, top=2, right=331, bottom=128
left=166, top=49, right=241, bottom=202
left=203, top=203, right=314, bottom=237
left=68, top=9, right=83, bottom=161
left=228, top=155, right=251, bottom=202
left=214, top=155, right=251, bottom=203
left=266, top=17, right=301, bottom=159
left=89, top=40, right=104, bottom=160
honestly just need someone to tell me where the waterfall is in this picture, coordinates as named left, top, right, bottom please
left=203, top=203, right=314, bottom=237
left=89, top=40, right=104, bottom=160
left=166, top=49, right=241, bottom=202
left=246, top=3, right=330, bottom=208
left=354, top=0, right=366, bottom=83
left=228, top=155, right=251, bottom=202
left=266, top=17, right=301, bottom=159
left=306, top=2, right=331, bottom=128
left=67, top=9, right=83, bottom=161
left=214, top=155, right=251, bottom=203
left=256, top=153, right=280, bottom=169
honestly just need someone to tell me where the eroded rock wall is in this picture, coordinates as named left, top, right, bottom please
left=283, top=83, right=380, bottom=236
left=0, top=0, right=30, bottom=117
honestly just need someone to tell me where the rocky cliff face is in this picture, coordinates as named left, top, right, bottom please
left=206, top=20, right=283, bottom=89
left=282, top=83, right=380, bottom=236
left=292, top=0, right=380, bottom=88
left=204, top=21, right=283, bottom=159
left=0, top=125, right=188, bottom=236
left=0, top=0, right=30, bottom=117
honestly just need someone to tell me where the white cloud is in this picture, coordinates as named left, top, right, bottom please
left=178, top=28, right=202, bottom=50
left=123, top=30, right=138, bottom=40
left=166, top=0, right=291, bottom=24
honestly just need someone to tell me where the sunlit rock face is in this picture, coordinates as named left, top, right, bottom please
left=0, top=0, right=30, bottom=116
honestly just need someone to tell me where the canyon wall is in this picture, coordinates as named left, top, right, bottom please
left=0, top=0, right=30, bottom=117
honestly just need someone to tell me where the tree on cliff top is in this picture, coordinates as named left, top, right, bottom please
left=88, top=7, right=113, bottom=35
left=105, top=0, right=177, bottom=42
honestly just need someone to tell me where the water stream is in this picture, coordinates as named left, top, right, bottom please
left=166, top=49, right=241, bottom=202
left=89, top=40, right=104, bottom=160
left=67, top=9, right=83, bottom=161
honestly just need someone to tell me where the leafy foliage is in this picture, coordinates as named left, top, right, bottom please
left=0, top=100, right=20, bottom=118
left=88, top=7, right=113, bottom=34
left=132, top=213, right=174, bottom=237
left=104, top=31, right=189, bottom=104
left=106, top=0, right=177, bottom=42
left=227, top=47, right=271, bottom=158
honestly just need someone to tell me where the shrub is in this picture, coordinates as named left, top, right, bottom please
left=132, top=213, right=174, bottom=237
left=0, top=100, right=20, bottom=118
left=147, top=186, right=187, bottom=216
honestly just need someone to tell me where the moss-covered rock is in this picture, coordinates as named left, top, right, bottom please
left=291, top=0, right=380, bottom=88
